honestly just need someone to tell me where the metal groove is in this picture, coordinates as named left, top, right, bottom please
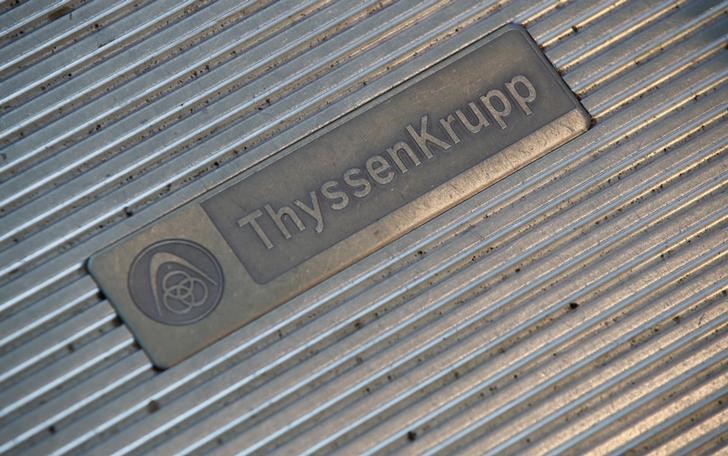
left=264, top=186, right=728, bottom=456
left=539, top=336, right=727, bottom=456
left=352, top=240, right=728, bottom=454
left=476, top=329, right=728, bottom=456
left=595, top=381, right=727, bottom=455
left=0, top=0, right=716, bottom=318
left=0, top=0, right=140, bottom=76
left=1, top=0, right=489, bottom=276
left=548, top=0, right=683, bottom=70
left=0, top=1, right=725, bottom=454
left=5, top=78, right=724, bottom=452
left=0, top=0, right=73, bottom=41
left=583, top=19, right=727, bottom=118
left=0, top=0, right=261, bottom=168
left=0, top=352, right=151, bottom=454
left=0, top=0, right=326, bottom=197
left=4, top=76, right=724, bottom=454
left=392, top=262, right=728, bottom=454
left=108, top=73, right=728, bottom=448
left=0, top=301, right=115, bottom=387
left=645, top=406, right=728, bottom=455
left=0, top=0, right=502, bottom=296
left=563, top=0, right=727, bottom=94
left=145, top=120, right=728, bottom=454
left=0, top=0, right=415, bottom=235
left=0, top=0, right=700, bottom=288
left=104, top=135, right=728, bottom=448
left=0, top=275, right=97, bottom=349
left=0, top=326, right=133, bottom=420
left=529, top=0, right=628, bottom=50
left=0, top=0, right=207, bottom=110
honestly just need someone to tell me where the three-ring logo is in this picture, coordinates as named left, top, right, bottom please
left=127, top=239, right=224, bottom=325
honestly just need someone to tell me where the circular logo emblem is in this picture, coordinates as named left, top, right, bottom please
left=128, top=239, right=224, bottom=325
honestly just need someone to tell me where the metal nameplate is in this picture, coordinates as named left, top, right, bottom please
left=87, top=24, right=590, bottom=368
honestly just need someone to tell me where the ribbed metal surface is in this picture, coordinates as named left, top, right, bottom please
left=0, top=0, right=725, bottom=454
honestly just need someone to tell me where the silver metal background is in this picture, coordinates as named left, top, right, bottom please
left=0, top=0, right=726, bottom=454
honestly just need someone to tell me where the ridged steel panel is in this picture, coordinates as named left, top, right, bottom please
left=0, top=0, right=726, bottom=454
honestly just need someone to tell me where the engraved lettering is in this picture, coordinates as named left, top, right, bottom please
left=506, top=74, right=536, bottom=115
left=343, top=168, right=371, bottom=198
left=294, top=191, right=324, bottom=233
left=231, top=74, right=541, bottom=251
left=228, top=74, right=541, bottom=253
left=92, top=25, right=590, bottom=369
left=387, top=141, right=421, bottom=174
left=439, top=114, right=461, bottom=144
left=455, top=102, right=490, bottom=133
left=406, top=115, right=451, bottom=158
left=481, top=89, right=511, bottom=129
left=366, top=155, right=394, bottom=185
left=237, top=209, right=274, bottom=250
left=321, top=180, right=349, bottom=210
left=264, top=203, right=305, bottom=239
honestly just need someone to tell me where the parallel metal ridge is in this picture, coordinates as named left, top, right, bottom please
left=0, top=0, right=725, bottom=454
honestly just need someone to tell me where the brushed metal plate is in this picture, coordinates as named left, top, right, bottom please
left=87, top=24, right=590, bottom=368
